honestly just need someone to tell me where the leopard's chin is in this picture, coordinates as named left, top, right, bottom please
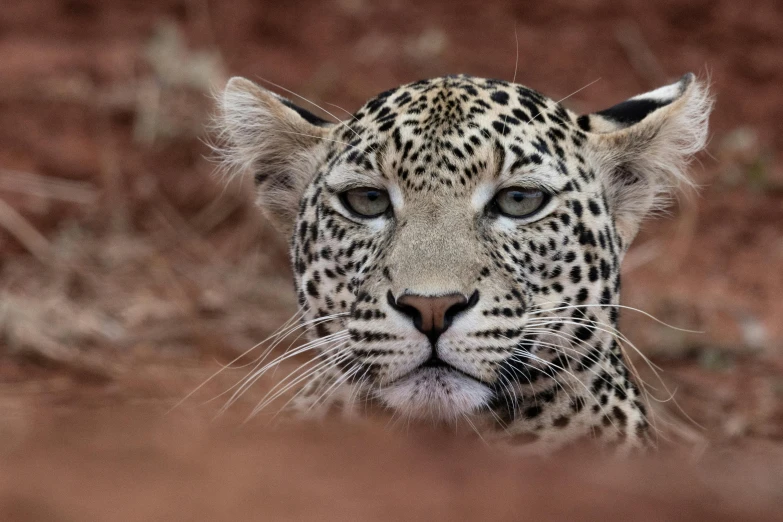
left=376, top=367, right=492, bottom=421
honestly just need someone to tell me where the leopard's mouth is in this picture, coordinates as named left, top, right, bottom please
left=401, top=357, right=489, bottom=385
left=375, top=364, right=493, bottom=420
left=376, top=350, right=491, bottom=387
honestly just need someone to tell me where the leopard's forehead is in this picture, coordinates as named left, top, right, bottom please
left=322, top=75, right=588, bottom=196
left=352, top=75, right=568, bottom=133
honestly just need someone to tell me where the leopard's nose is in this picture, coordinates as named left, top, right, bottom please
left=387, top=291, right=479, bottom=344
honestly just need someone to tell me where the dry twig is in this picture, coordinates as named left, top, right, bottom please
left=0, top=197, right=50, bottom=262
left=0, top=169, right=97, bottom=205
left=615, top=21, right=667, bottom=88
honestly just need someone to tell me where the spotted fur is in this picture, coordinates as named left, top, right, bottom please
left=214, top=73, right=712, bottom=454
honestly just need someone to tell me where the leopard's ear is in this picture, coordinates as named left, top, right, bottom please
left=213, top=77, right=333, bottom=234
left=582, top=74, right=714, bottom=248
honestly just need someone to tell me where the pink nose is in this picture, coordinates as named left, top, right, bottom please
left=388, top=291, right=479, bottom=343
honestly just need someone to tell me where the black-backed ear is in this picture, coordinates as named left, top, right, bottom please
left=583, top=73, right=713, bottom=249
left=212, top=77, right=333, bottom=234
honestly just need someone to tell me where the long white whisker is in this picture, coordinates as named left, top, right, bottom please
left=522, top=321, right=694, bottom=438
left=254, top=347, right=353, bottom=419
left=526, top=317, right=665, bottom=418
left=167, top=306, right=311, bottom=413
left=506, top=350, right=583, bottom=409
left=204, top=314, right=350, bottom=406
left=529, top=303, right=703, bottom=333
left=462, top=413, right=489, bottom=446
left=516, top=332, right=615, bottom=391
left=527, top=317, right=664, bottom=376
left=218, top=331, right=350, bottom=415
left=513, top=349, right=620, bottom=432
left=495, top=366, right=523, bottom=418
left=307, top=364, right=363, bottom=413
left=275, top=130, right=357, bottom=148
left=511, top=25, right=519, bottom=85
left=500, top=25, right=520, bottom=136
left=526, top=78, right=601, bottom=124
left=253, top=76, right=363, bottom=141
left=325, top=102, right=361, bottom=123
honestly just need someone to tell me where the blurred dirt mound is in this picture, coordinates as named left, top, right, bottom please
left=1, top=403, right=782, bottom=522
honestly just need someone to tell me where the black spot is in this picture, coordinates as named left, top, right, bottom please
left=574, top=326, right=593, bottom=342
left=490, top=91, right=510, bottom=105
left=315, top=322, right=330, bottom=338
left=600, top=287, right=612, bottom=305
left=524, top=405, right=542, bottom=419
left=378, top=120, right=395, bottom=132
left=492, top=121, right=511, bottom=135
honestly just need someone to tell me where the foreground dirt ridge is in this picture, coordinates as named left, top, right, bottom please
left=1, top=401, right=782, bottom=521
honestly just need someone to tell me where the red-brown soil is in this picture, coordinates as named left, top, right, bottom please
left=1, top=0, right=782, bottom=519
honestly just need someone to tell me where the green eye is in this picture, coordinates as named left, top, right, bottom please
left=493, top=187, right=548, bottom=218
left=340, top=187, right=391, bottom=218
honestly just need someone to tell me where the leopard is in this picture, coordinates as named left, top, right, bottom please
left=212, top=72, right=712, bottom=455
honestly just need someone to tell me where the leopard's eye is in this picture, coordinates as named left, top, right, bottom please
left=340, top=187, right=391, bottom=218
left=493, top=187, right=548, bottom=218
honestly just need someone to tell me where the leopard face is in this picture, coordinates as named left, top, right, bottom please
left=215, top=74, right=711, bottom=453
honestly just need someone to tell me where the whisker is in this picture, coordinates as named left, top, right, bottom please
left=526, top=317, right=663, bottom=373
left=205, top=327, right=324, bottom=406
left=516, top=331, right=616, bottom=391
left=254, top=347, right=353, bottom=419
left=505, top=336, right=597, bottom=398
left=506, top=351, right=583, bottom=410
left=275, top=130, right=357, bottom=148
left=526, top=316, right=665, bottom=411
left=278, top=347, right=384, bottom=419
left=218, top=331, right=351, bottom=416
left=462, top=413, right=490, bottom=446
left=252, top=75, right=363, bottom=141
left=495, top=366, right=523, bottom=419
left=346, top=353, right=384, bottom=408
left=511, top=349, right=621, bottom=432
left=307, top=363, right=363, bottom=413
left=204, top=313, right=350, bottom=406
left=530, top=302, right=703, bottom=334
left=499, top=25, right=520, bottom=136
left=511, top=25, right=520, bottom=85
left=526, top=78, right=601, bottom=124
left=325, top=102, right=361, bottom=123
left=522, top=319, right=695, bottom=439
left=167, top=306, right=311, bottom=413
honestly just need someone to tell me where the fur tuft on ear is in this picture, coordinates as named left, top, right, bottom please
left=585, top=74, right=714, bottom=247
left=210, top=77, right=332, bottom=234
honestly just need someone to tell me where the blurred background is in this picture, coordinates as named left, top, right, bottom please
left=1, top=0, right=782, bottom=519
